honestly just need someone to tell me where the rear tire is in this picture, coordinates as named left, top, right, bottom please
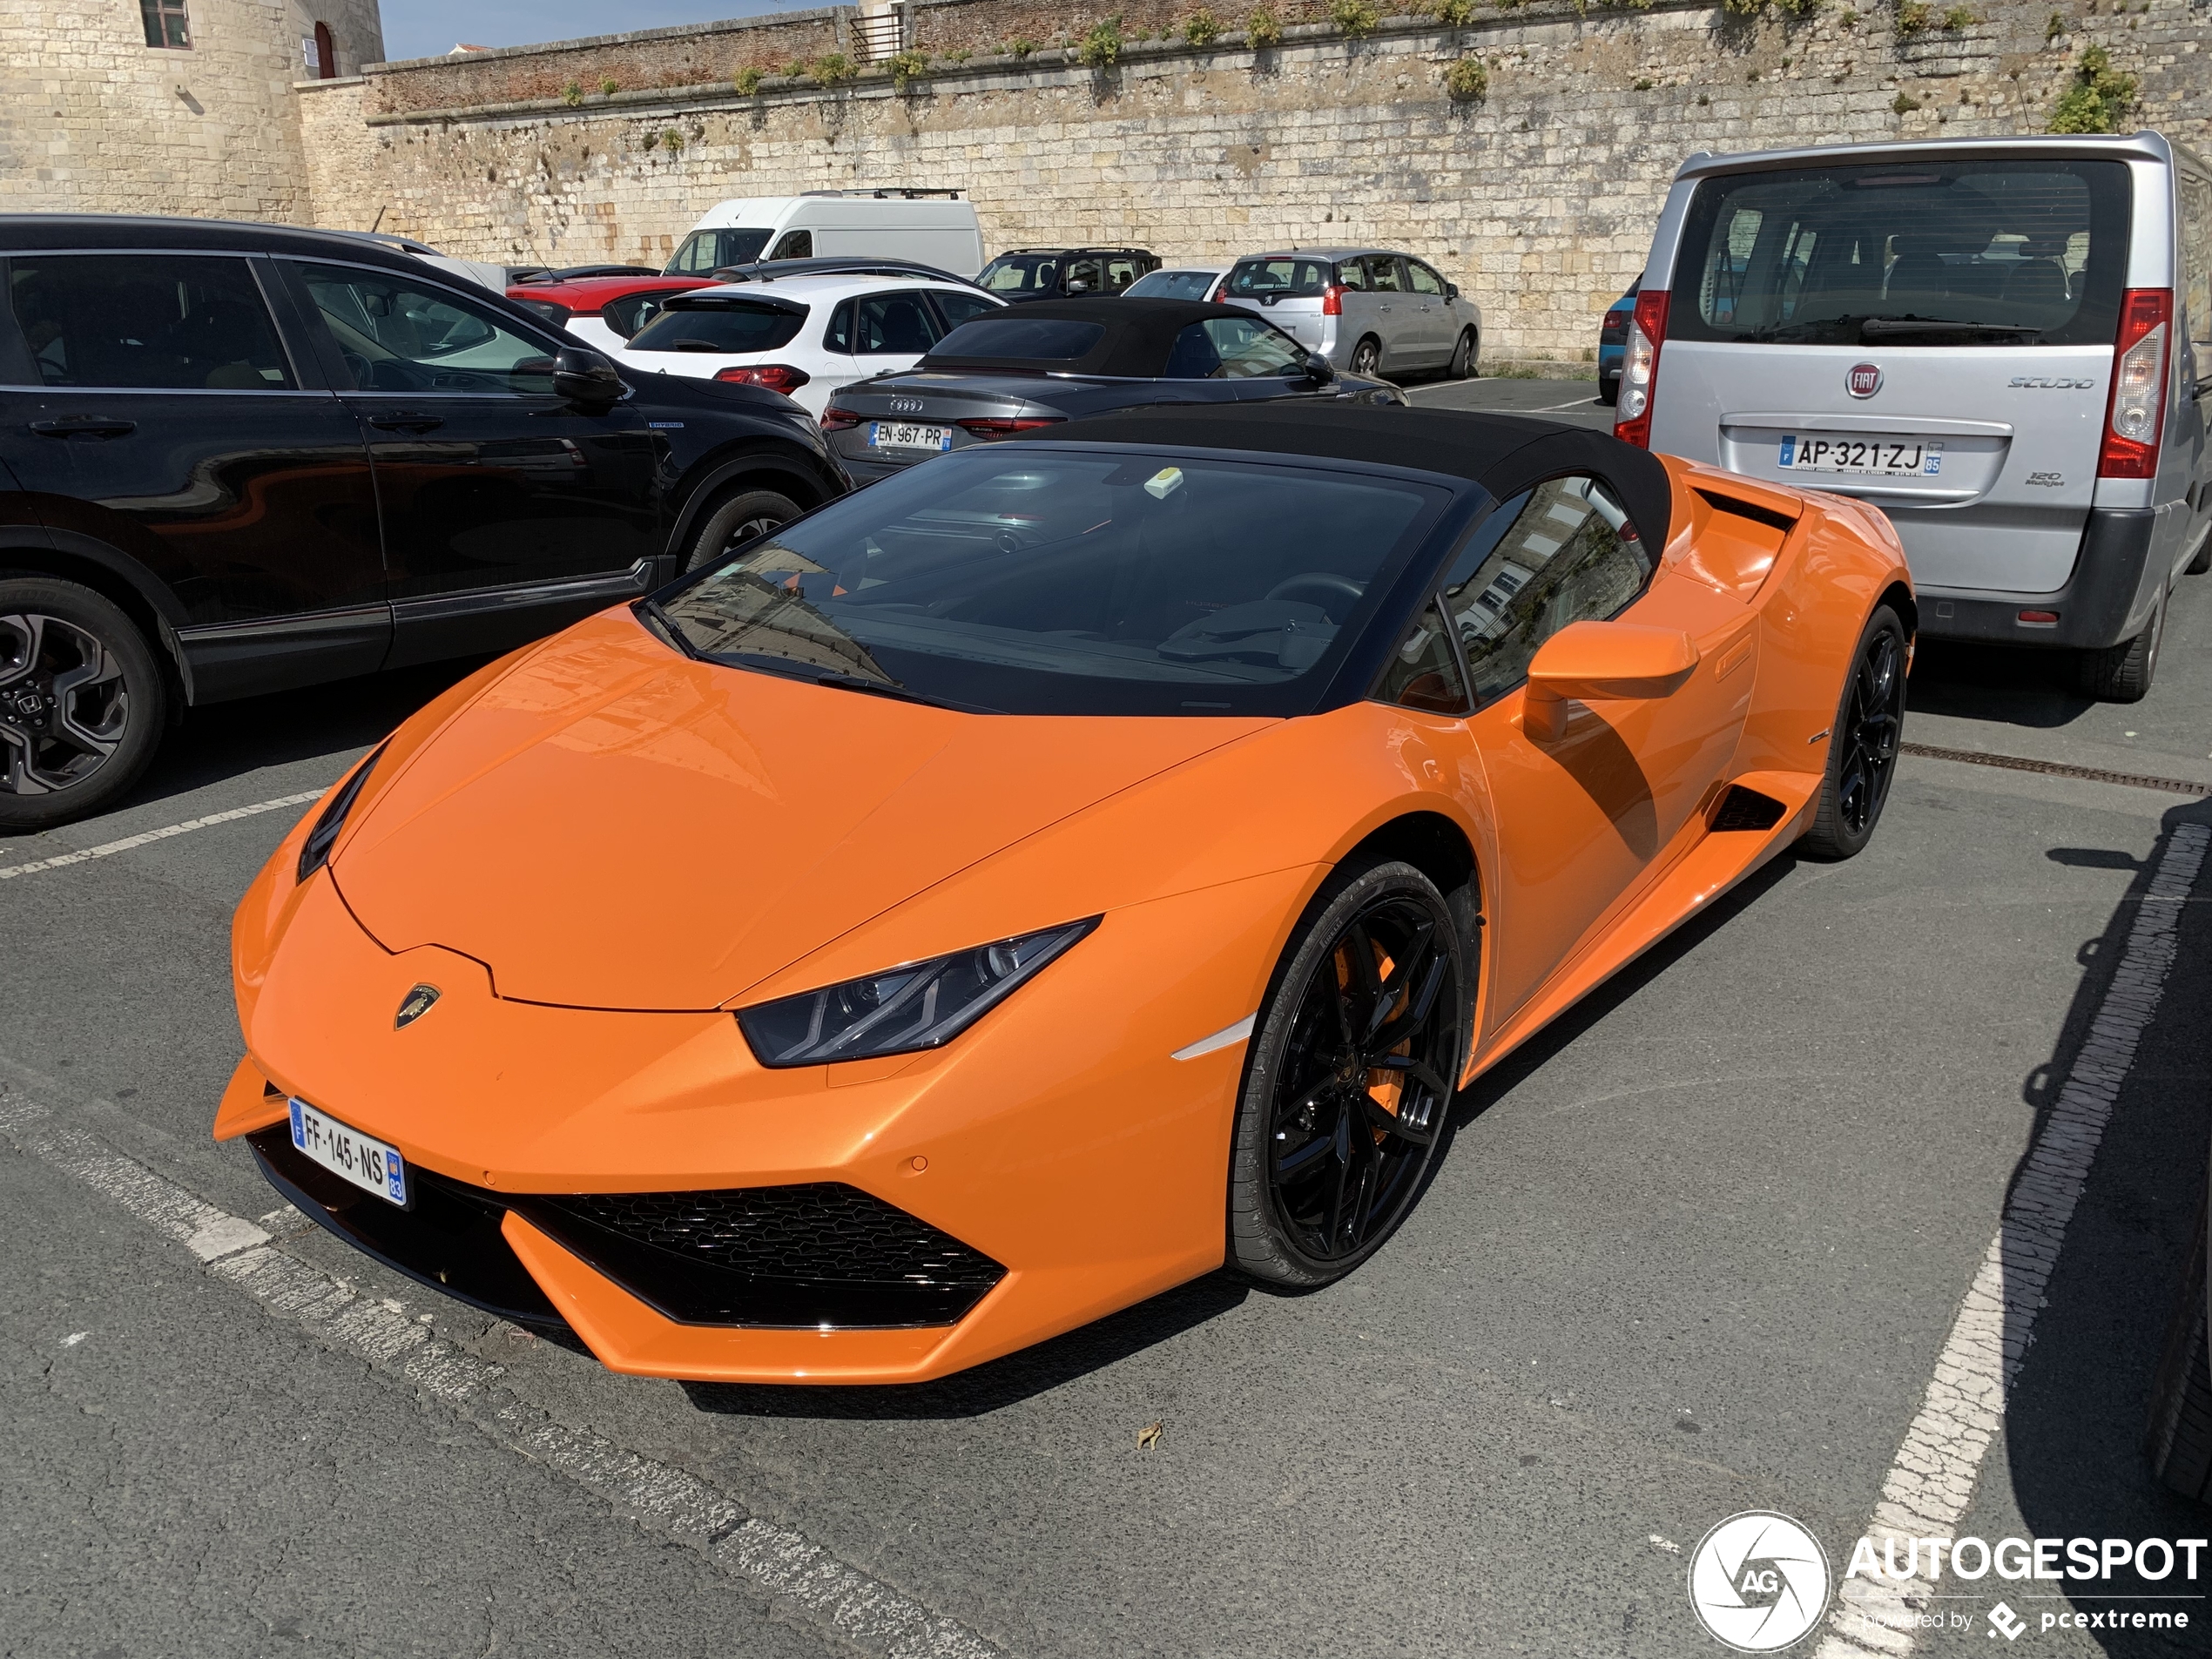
left=2074, top=580, right=2164, bottom=703
left=680, top=488, right=802, bottom=576
left=0, top=576, right=167, bottom=833
left=1596, top=374, right=1620, bottom=408
left=2186, top=537, right=2210, bottom=577
left=1447, top=328, right=1479, bottom=380
left=1348, top=337, right=1382, bottom=379
left=1227, top=859, right=1466, bottom=1290
left=2146, top=1171, right=2212, bottom=1502
left=1799, top=604, right=1907, bottom=862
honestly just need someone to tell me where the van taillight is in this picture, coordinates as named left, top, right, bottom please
left=1613, top=289, right=1670, bottom=449
left=2098, top=288, right=2171, bottom=480
left=1322, top=286, right=1344, bottom=317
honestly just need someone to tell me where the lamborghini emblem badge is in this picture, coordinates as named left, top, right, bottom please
left=395, top=984, right=442, bottom=1028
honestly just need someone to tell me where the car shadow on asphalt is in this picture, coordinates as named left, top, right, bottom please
left=1990, top=799, right=2212, bottom=1649
left=1906, top=639, right=2096, bottom=731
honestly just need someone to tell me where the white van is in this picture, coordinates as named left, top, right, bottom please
left=664, top=190, right=985, bottom=279
left=1624, top=132, right=2212, bottom=700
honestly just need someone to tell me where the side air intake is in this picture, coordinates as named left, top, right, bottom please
left=1710, top=785, right=1787, bottom=833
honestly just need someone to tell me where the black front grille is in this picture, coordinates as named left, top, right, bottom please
left=520, top=1184, right=1006, bottom=1331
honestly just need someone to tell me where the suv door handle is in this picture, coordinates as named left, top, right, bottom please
left=29, top=416, right=136, bottom=440
left=367, top=412, right=446, bottom=434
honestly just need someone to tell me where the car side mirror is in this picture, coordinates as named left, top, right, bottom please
left=1446, top=282, right=1460, bottom=300
left=552, top=346, right=624, bottom=408
left=1523, top=622, right=1698, bottom=742
left=1288, top=352, right=1334, bottom=385
left=1066, top=279, right=1091, bottom=294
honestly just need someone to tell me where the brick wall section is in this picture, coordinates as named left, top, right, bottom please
left=365, top=13, right=849, bottom=116
left=295, top=0, right=2208, bottom=362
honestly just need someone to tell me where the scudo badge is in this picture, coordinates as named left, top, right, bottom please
left=395, top=984, right=442, bottom=1028
left=1846, top=363, right=1883, bottom=399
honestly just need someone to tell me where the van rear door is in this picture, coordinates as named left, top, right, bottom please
left=1646, top=157, right=2131, bottom=599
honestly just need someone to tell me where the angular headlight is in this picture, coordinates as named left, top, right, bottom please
left=296, top=743, right=386, bottom=884
left=737, top=918, right=1100, bottom=1069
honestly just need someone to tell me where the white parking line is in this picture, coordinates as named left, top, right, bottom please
left=1817, top=820, right=2211, bottom=1657
left=0, top=1088, right=1004, bottom=1659
left=0, top=788, right=325, bottom=882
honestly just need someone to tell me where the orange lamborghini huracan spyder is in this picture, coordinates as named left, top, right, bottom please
left=218, top=404, right=1912, bottom=1385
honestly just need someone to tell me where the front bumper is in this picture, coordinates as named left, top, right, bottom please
left=1916, top=507, right=2159, bottom=651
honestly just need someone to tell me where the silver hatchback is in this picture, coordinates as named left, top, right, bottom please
left=1219, top=247, right=1482, bottom=381
left=1629, top=132, right=2212, bottom=700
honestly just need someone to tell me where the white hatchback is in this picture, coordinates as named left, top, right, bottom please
left=612, top=273, right=1003, bottom=417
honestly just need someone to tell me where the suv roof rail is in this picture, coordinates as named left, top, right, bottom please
left=796, top=187, right=964, bottom=199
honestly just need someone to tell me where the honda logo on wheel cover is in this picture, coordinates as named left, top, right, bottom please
left=1846, top=363, right=1884, bottom=399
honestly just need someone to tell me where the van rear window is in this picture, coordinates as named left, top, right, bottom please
left=1225, top=259, right=1332, bottom=299
left=1669, top=159, right=2129, bottom=347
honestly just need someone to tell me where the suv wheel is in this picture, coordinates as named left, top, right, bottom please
left=682, top=489, right=803, bottom=576
left=0, top=577, right=167, bottom=832
left=2075, top=580, right=2164, bottom=703
left=1348, top=337, right=1382, bottom=378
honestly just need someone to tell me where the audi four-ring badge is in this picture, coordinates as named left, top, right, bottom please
left=219, top=403, right=1913, bottom=1386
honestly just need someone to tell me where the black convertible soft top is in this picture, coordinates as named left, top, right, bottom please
left=920, top=296, right=1286, bottom=380
left=1039, top=401, right=1678, bottom=550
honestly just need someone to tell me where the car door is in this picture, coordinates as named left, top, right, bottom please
left=1434, top=475, right=1751, bottom=1031
left=0, top=248, right=387, bottom=699
left=826, top=288, right=951, bottom=403
left=1403, top=259, right=1453, bottom=366
left=1365, top=257, right=1412, bottom=371
left=282, top=260, right=659, bottom=669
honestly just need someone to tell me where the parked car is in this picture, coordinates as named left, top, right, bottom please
left=0, top=214, right=850, bottom=830
left=1596, top=280, right=1638, bottom=406
left=503, top=272, right=718, bottom=354
left=1219, top=248, right=1482, bottom=381
left=1124, top=265, right=1230, bottom=300
left=664, top=190, right=985, bottom=280
left=1626, top=132, right=2212, bottom=700
left=819, top=297, right=1404, bottom=484
left=976, top=247, right=1161, bottom=302
left=216, top=401, right=1914, bottom=1384
left=612, top=273, right=1005, bottom=419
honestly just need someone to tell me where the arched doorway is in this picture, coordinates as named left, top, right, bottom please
left=314, top=21, right=335, bottom=78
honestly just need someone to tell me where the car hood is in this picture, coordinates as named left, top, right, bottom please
left=331, top=612, right=1267, bottom=1013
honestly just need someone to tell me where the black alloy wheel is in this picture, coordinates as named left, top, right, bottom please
left=1349, top=337, right=1382, bottom=378
left=1448, top=327, right=1479, bottom=380
left=1801, top=604, right=1906, bottom=860
left=1229, top=860, right=1466, bottom=1287
left=682, top=488, right=803, bottom=575
left=0, top=577, right=166, bottom=832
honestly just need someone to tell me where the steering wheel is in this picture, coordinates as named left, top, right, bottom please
left=340, top=349, right=373, bottom=389
left=1265, top=572, right=1366, bottom=614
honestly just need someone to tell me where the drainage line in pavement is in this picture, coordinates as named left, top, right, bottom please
left=1898, top=741, right=2212, bottom=798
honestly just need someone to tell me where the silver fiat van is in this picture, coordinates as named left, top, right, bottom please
left=1623, top=133, right=2212, bottom=699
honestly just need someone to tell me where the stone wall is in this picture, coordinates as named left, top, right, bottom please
left=297, top=0, right=2209, bottom=363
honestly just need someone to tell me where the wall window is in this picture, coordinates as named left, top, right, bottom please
left=141, top=0, right=191, bottom=49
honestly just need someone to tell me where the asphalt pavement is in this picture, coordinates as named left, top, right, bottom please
left=4, top=399, right=2210, bottom=1657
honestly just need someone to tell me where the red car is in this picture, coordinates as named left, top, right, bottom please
left=503, top=273, right=718, bottom=354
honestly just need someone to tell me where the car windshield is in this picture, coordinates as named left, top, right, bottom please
left=1225, top=259, right=1332, bottom=300
left=1127, top=270, right=1220, bottom=300
left=1671, top=159, right=2130, bottom=347
left=653, top=446, right=1449, bottom=717
left=667, top=228, right=774, bottom=275
left=977, top=254, right=1066, bottom=294
left=626, top=298, right=806, bottom=354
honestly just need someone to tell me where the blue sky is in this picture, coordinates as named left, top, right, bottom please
left=379, top=0, right=812, bottom=61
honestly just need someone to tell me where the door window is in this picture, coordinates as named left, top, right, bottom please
left=294, top=266, right=557, bottom=395
left=8, top=254, right=295, bottom=390
left=1164, top=316, right=1305, bottom=379
left=851, top=291, right=943, bottom=354
left=1365, top=258, right=1406, bottom=293
left=770, top=230, right=813, bottom=260
left=601, top=287, right=685, bottom=339
left=1374, top=597, right=1470, bottom=713
left=1406, top=262, right=1444, bottom=296
left=1439, top=475, right=1652, bottom=705
left=929, top=291, right=1000, bottom=330
left=1103, top=258, right=1143, bottom=293
left=1335, top=260, right=1369, bottom=292
left=1064, top=258, right=1104, bottom=294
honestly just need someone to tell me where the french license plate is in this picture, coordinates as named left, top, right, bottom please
left=868, top=421, right=953, bottom=453
left=288, top=1096, right=408, bottom=1207
left=1778, top=435, right=1944, bottom=477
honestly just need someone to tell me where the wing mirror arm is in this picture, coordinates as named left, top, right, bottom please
left=1521, top=622, right=1699, bottom=743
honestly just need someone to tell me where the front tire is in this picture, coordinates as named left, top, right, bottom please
left=680, top=488, right=802, bottom=576
left=1447, top=328, right=1479, bottom=380
left=1228, top=860, right=1466, bottom=1289
left=1799, top=604, right=1907, bottom=862
left=1348, top=337, right=1382, bottom=379
left=2075, top=580, right=2165, bottom=703
left=0, top=577, right=166, bottom=833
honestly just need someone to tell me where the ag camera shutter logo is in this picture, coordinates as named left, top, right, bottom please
left=1689, top=1512, right=1832, bottom=1651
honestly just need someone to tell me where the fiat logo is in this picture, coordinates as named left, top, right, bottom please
left=1846, top=363, right=1883, bottom=399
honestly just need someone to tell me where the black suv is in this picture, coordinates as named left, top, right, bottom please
left=0, top=215, right=850, bottom=829
left=974, top=247, right=1161, bottom=303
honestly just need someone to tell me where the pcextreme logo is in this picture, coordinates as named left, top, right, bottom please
left=1688, top=1512, right=1832, bottom=1651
